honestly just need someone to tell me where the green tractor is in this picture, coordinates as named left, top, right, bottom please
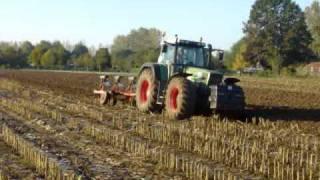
left=94, top=36, right=245, bottom=120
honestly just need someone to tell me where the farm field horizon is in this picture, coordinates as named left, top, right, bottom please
left=0, top=70, right=319, bottom=179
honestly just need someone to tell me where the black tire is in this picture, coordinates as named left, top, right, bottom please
left=165, top=77, right=196, bottom=120
left=135, top=69, right=158, bottom=112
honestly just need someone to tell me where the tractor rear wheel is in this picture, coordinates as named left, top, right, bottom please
left=135, top=69, right=158, bottom=112
left=165, top=77, right=196, bottom=120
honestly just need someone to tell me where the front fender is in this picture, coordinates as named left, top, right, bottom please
left=167, top=72, right=192, bottom=85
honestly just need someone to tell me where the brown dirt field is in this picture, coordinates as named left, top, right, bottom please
left=237, top=76, right=320, bottom=121
left=0, top=70, right=320, bottom=179
left=1, top=70, right=319, bottom=121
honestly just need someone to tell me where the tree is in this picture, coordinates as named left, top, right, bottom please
left=305, top=1, right=320, bottom=56
left=51, top=41, right=70, bottom=67
left=72, top=42, right=89, bottom=59
left=0, top=42, right=20, bottom=68
left=111, top=27, right=161, bottom=70
left=19, top=41, right=34, bottom=65
left=29, top=47, right=43, bottom=67
left=111, top=49, right=134, bottom=71
left=29, top=41, right=52, bottom=68
left=40, top=49, right=56, bottom=68
left=95, top=48, right=111, bottom=71
left=38, top=40, right=52, bottom=50
left=232, top=42, right=249, bottom=70
left=224, top=38, right=249, bottom=69
left=70, top=42, right=89, bottom=67
left=19, top=41, right=33, bottom=54
left=244, top=0, right=313, bottom=72
left=75, top=53, right=95, bottom=71
left=131, top=48, right=159, bottom=68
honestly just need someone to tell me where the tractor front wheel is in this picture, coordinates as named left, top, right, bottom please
left=165, top=77, right=196, bottom=120
left=135, top=69, right=158, bottom=112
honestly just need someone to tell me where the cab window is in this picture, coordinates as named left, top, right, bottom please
left=176, top=46, right=205, bottom=67
left=158, top=45, right=175, bottom=64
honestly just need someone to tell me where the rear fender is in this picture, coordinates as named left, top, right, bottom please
left=138, top=63, right=168, bottom=81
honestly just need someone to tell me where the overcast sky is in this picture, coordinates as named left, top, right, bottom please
left=0, top=0, right=313, bottom=50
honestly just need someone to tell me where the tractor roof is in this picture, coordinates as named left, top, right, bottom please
left=162, top=38, right=206, bottom=47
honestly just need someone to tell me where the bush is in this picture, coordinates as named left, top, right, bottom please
left=257, top=69, right=274, bottom=77
left=0, top=64, right=8, bottom=69
left=281, top=66, right=297, bottom=76
left=294, top=65, right=312, bottom=78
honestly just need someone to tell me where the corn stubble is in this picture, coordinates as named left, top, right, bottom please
left=0, top=123, right=80, bottom=180
left=0, top=170, right=8, bottom=180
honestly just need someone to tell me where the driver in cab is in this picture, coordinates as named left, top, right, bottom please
left=177, top=48, right=194, bottom=66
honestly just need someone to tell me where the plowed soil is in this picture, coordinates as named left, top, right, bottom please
left=0, top=70, right=319, bottom=180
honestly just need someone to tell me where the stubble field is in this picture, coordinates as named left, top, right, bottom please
left=0, top=70, right=319, bottom=180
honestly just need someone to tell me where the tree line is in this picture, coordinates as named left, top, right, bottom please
left=225, top=0, right=320, bottom=75
left=0, top=27, right=161, bottom=72
left=0, top=40, right=112, bottom=71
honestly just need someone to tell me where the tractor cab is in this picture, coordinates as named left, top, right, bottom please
left=158, top=38, right=224, bottom=70
left=158, top=39, right=208, bottom=67
left=157, top=37, right=225, bottom=86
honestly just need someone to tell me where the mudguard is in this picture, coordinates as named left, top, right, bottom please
left=138, top=63, right=168, bottom=81
left=224, top=78, right=240, bottom=85
left=167, top=72, right=192, bottom=84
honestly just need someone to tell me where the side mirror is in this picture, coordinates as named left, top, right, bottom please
left=162, top=44, right=168, bottom=53
left=218, top=51, right=224, bottom=61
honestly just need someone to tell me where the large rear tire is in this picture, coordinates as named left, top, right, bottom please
left=165, top=77, right=196, bottom=120
left=135, top=69, right=158, bottom=112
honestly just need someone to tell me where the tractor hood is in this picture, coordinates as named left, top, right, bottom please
left=185, top=67, right=223, bottom=85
